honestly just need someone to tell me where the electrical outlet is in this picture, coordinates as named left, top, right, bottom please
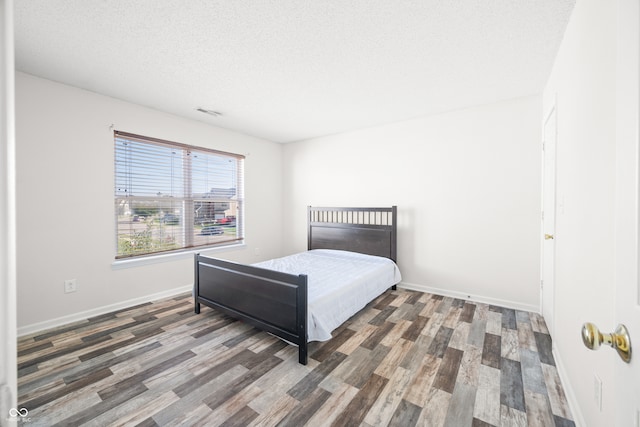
left=64, top=279, right=77, bottom=293
left=593, top=374, right=602, bottom=411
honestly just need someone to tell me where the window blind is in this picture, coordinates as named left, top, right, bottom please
left=114, top=131, right=244, bottom=259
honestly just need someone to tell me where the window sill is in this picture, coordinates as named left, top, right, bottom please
left=111, top=242, right=246, bottom=270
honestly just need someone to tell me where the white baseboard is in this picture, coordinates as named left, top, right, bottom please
left=398, top=281, right=540, bottom=314
left=17, top=285, right=193, bottom=337
left=552, top=347, right=585, bottom=427
left=19, top=281, right=539, bottom=337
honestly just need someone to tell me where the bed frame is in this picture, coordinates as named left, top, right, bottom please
left=194, top=206, right=397, bottom=365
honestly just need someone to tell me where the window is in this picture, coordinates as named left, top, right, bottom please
left=114, top=131, right=244, bottom=259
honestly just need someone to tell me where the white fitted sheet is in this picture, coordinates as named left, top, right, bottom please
left=254, top=249, right=402, bottom=342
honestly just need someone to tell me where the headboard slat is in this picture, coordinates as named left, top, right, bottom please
left=307, top=206, right=397, bottom=262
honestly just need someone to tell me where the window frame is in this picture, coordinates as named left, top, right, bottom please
left=114, top=131, right=245, bottom=260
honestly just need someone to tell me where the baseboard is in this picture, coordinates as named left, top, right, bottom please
left=552, top=347, right=585, bottom=427
left=398, top=281, right=539, bottom=314
left=19, top=281, right=539, bottom=337
left=17, top=285, right=193, bottom=337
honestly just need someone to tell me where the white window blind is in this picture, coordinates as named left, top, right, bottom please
left=114, top=131, right=244, bottom=259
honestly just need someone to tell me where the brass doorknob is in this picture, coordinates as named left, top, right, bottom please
left=581, top=322, right=632, bottom=363
left=544, top=234, right=554, bottom=240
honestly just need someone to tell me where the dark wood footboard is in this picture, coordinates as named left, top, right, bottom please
left=194, top=254, right=309, bottom=364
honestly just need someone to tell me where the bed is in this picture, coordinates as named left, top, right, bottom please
left=194, top=206, right=400, bottom=365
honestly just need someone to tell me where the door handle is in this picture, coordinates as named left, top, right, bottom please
left=581, top=322, right=632, bottom=363
left=544, top=234, right=554, bottom=240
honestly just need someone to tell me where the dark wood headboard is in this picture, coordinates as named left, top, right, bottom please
left=307, top=206, right=397, bottom=262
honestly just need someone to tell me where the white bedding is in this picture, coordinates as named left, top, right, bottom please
left=254, top=249, right=402, bottom=342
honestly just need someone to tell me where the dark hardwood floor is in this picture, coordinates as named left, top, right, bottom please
left=16, top=289, right=575, bottom=426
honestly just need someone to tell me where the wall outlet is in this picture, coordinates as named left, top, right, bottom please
left=64, top=279, right=77, bottom=293
left=593, top=374, right=602, bottom=411
left=254, top=247, right=261, bottom=257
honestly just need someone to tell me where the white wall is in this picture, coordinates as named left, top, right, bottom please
left=542, top=1, right=618, bottom=426
left=283, top=95, right=542, bottom=311
left=16, top=73, right=284, bottom=330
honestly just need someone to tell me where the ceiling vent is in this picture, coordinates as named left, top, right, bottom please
left=196, top=108, right=222, bottom=117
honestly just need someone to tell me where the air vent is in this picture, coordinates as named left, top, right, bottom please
left=196, top=108, right=222, bottom=117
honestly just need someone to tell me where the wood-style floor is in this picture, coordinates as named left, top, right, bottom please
left=17, top=289, right=575, bottom=427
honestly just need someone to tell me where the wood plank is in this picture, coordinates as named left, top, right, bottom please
left=500, top=358, right=526, bottom=412
left=541, top=363, right=573, bottom=420
left=374, top=339, right=413, bottom=379
left=500, top=327, right=521, bottom=361
left=427, top=325, right=454, bottom=358
left=520, top=348, right=548, bottom=395
left=361, top=320, right=395, bottom=350
left=309, top=326, right=355, bottom=362
left=403, top=353, right=441, bottom=407
left=401, top=315, right=429, bottom=342
left=247, top=394, right=299, bottom=427
left=500, top=404, right=528, bottom=427
left=305, top=381, right=359, bottom=427
left=473, top=364, right=501, bottom=426
left=416, top=388, right=451, bottom=426
left=459, top=303, right=476, bottom=323
left=153, top=366, right=247, bottom=426
left=534, top=331, right=555, bottom=366
left=99, top=390, right=179, bottom=427
left=456, top=344, right=481, bottom=387
left=219, top=404, right=260, bottom=427
left=501, top=308, right=517, bottom=330
left=343, top=345, right=391, bottom=389
left=467, top=318, right=487, bottom=349
left=329, top=374, right=388, bottom=427
left=444, top=381, right=477, bottom=427
left=287, top=351, right=347, bottom=401
left=481, top=333, right=501, bottom=369
left=56, top=382, right=148, bottom=426
left=203, top=356, right=284, bottom=410
left=336, top=323, right=377, bottom=355
left=524, top=390, right=555, bottom=427
left=203, top=384, right=262, bottom=427
left=363, top=366, right=413, bottom=426
left=399, top=334, right=434, bottom=372
left=486, top=310, right=502, bottom=335
left=517, top=320, right=537, bottom=351
left=379, top=320, right=412, bottom=347
left=448, top=321, right=471, bottom=351
left=432, top=347, right=464, bottom=393
left=388, top=399, right=422, bottom=427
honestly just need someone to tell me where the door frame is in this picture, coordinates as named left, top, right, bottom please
left=0, top=0, right=17, bottom=425
left=613, top=0, right=640, bottom=425
left=541, top=101, right=557, bottom=338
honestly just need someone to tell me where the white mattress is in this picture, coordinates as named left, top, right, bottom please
left=254, top=249, right=402, bottom=342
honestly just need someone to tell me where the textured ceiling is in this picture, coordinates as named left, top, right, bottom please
left=14, top=0, right=575, bottom=143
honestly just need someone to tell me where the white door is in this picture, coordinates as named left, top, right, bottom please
left=613, top=0, right=640, bottom=425
left=541, top=105, right=557, bottom=338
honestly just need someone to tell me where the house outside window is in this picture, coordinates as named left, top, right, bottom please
left=114, top=131, right=244, bottom=259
